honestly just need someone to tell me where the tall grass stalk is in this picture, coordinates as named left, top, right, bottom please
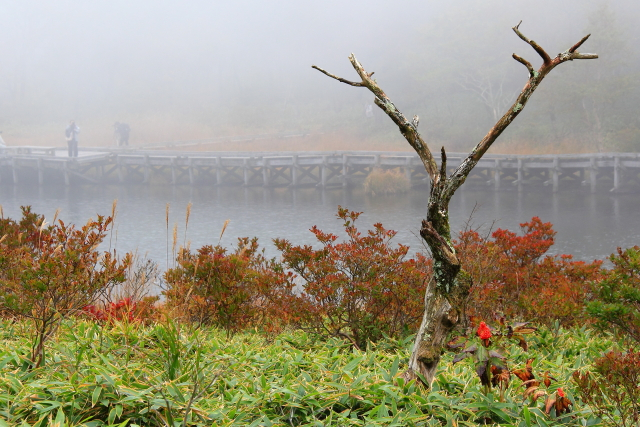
left=172, top=223, right=178, bottom=268
left=166, top=203, right=170, bottom=269
left=219, top=219, right=230, bottom=244
left=108, top=200, right=117, bottom=251
left=183, top=202, right=192, bottom=249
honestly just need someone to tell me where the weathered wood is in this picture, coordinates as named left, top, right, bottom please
left=4, top=149, right=640, bottom=191
left=11, top=158, right=18, bottom=184
left=613, top=155, right=622, bottom=193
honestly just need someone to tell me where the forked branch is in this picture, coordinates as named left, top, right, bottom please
left=312, top=57, right=439, bottom=181
left=311, top=65, right=364, bottom=87
left=512, top=20, right=552, bottom=65
left=444, top=23, right=597, bottom=200
left=312, top=22, right=597, bottom=203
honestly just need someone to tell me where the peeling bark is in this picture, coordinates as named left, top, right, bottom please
left=313, top=22, right=597, bottom=387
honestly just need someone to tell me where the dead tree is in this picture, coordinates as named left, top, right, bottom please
left=313, top=22, right=597, bottom=386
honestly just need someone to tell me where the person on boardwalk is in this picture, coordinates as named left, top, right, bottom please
left=114, top=122, right=130, bottom=146
left=65, top=120, right=79, bottom=157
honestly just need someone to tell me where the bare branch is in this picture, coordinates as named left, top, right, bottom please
left=571, top=53, right=599, bottom=60
left=439, top=147, right=447, bottom=183
left=313, top=24, right=597, bottom=212
left=333, top=54, right=439, bottom=180
left=311, top=65, right=364, bottom=87
left=313, top=55, right=440, bottom=181
left=512, top=54, right=535, bottom=78
left=420, top=220, right=458, bottom=266
left=569, top=34, right=591, bottom=53
left=443, top=23, right=597, bottom=200
left=512, top=21, right=552, bottom=64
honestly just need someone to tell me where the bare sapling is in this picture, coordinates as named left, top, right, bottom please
left=313, top=22, right=597, bottom=386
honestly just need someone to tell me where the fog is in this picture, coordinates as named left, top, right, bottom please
left=2, top=0, right=639, bottom=151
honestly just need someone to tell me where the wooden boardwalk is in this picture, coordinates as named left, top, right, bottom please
left=1, top=147, right=639, bottom=192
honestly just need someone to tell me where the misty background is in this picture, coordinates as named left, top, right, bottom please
left=2, top=0, right=639, bottom=153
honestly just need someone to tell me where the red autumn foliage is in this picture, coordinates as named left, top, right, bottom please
left=573, top=349, right=640, bottom=427
left=455, top=217, right=603, bottom=325
left=162, top=237, right=295, bottom=334
left=82, top=297, right=153, bottom=324
left=274, top=207, right=429, bottom=349
left=0, top=206, right=131, bottom=368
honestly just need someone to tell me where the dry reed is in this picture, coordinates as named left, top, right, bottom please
left=363, top=168, right=411, bottom=196
left=219, top=219, right=230, bottom=243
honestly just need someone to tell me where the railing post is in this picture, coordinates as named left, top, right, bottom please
left=243, top=158, right=250, bottom=186
left=291, top=155, right=298, bottom=187
left=170, top=157, right=177, bottom=184
left=612, top=155, right=622, bottom=193
left=11, top=158, right=18, bottom=184
left=342, top=153, right=348, bottom=187
left=117, top=156, right=125, bottom=183
left=552, top=156, right=559, bottom=193
left=320, top=155, right=327, bottom=187
left=63, top=161, right=70, bottom=186
left=37, top=158, right=44, bottom=185
left=589, top=156, right=598, bottom=193
left=262, top=157, right=270, bottom=187
left=143, top=155, right=150, bottom=183
left=188, top=158, right=195, bottom=185
left=216, top=156, right=222, bottom=185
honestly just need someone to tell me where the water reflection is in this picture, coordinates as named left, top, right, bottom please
left=1, top=184, right=638, bottom=270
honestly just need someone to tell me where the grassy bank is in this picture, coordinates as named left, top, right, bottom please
left=0, top=319, right=618, bottom=426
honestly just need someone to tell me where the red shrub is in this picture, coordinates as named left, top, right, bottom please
left=274, top=207, right=429, bottom=349
left=0, top=207, right=131, bottom=368
left=83, top=297, right=149, bottom=323
left=163, top=237, right=295, bottom=333
left=456, top=217, right=603, bottom=325
left=574, top=349, right=640, bottom=427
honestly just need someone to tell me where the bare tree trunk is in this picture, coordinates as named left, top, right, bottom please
left=313, top=22, right=597, bottom=387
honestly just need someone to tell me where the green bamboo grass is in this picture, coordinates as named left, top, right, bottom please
left=0, top=318, right=620, bottom=426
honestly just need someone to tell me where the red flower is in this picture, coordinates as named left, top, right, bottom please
left=557, top=387, right=565, bottom=397
left=477, top=321, right=492, bottom=340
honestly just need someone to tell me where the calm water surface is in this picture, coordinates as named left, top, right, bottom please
left=1, top=185, right=638, bottom=270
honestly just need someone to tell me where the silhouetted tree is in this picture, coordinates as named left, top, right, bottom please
left=313, top=22, right=597, bottom=386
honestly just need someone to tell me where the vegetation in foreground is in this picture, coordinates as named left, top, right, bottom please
left=1, top=205, right=639, bottom=425
left=0, top=319, right=624, bottom=426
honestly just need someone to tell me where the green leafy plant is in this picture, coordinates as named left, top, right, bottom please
left=448, top=317, right=537, bottom=399
left=448, top=317, right=575, bottom=422
left=587, top=246, right=640, bottom=343
left=274, top=206, right=429, bottom=349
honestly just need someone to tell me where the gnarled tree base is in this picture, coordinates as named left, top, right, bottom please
left=403, top=272, right=471, bottom=386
